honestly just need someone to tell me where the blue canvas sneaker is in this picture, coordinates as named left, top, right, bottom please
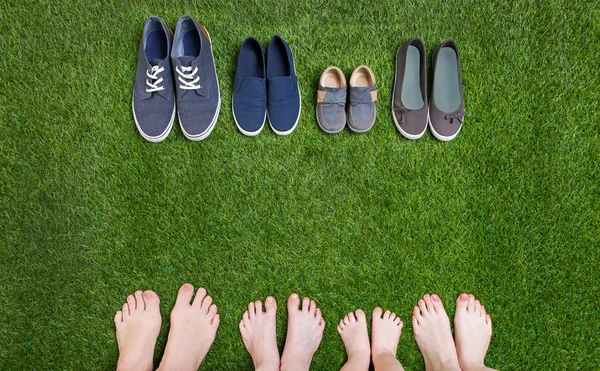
left=171, top=15, right=221, bottom=141
left=132, top=16, right=175, bottom=142
left=232, top=37, right=267, bottom=136
left=266, top=35, right=301, bottom=135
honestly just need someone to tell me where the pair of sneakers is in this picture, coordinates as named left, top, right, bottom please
left=232, top=36, right=301, bottom=136
left=132, top=15, right=221, bottom=142
left=316, top=66, right=378, bottom=134
left=392, top=39, right=465, bottom=141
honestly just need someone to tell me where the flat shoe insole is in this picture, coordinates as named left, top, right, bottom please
left=433, top=47, right=461, bottom=113
left=183, top=29, right=200, bottom=57
left=401, top=46, right=425, bottom=110
left=145, top=30, right=167, bottom=61
left=239, top=45, right=264, bottom=78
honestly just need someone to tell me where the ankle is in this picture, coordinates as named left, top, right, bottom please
left=117, top=359, right=152, bottom=371
left=459, top=360, right=488, bottom=371
left=254, top=358, right=280, bottom=371
left=280, top=354, right=310, bottom=371
left=371, top=349, right=396, bottom=365
left=346, top=350, right=371, bottom=368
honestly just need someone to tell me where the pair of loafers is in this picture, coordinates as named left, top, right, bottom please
left=392, top=39, right=464, bottom=141
left=233, top=36, right=301, bottom=136
left=132, top=15, right=221, bottom=142
left=316, top=66, right=377, bottom=134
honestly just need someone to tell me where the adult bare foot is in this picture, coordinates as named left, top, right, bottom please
left=280, top=294, right=325, bottom=371
left=371, top=307, right=404, bottom=371
left=239, top=296, right=280, bottom=371
left=412, top=294, right=461, bottom=371
left=454, top=294, right=495, bottom=371
left=338, top=309, right=370, bottom=371
left=114, top=290, right=161, bottom=371
left=157, top=283, right=220, bottom=371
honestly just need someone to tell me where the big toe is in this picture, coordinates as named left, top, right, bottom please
left=175, top=283, right=194, bottom=308
left=355, top=309, right=366, bottom=323
left=143, top=290, right=160, bottom=313
left=265, top=296, right=277, bottom=316
left=287, top=293, right=300, bottom=312
left=456, top=293, right=469, bottom=312
left=372, top=307, right=383, bottom=320
left=431, top=294, right=446, bottom=313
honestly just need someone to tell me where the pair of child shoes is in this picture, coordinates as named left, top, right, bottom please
left=316, top=66, right=377, bottom=134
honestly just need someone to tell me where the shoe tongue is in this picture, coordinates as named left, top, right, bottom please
left=149, top=58, right=162, bottom=67
left=177, top=56, right=196, bottom=67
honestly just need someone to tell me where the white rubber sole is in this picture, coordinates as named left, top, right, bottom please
left=268, top=87, right=301, bottom=136
left=132, top=94, right=176, bottom=143
left=232, top=94, right=266, bottom=136
left=428, top=115, right=461, bottom=141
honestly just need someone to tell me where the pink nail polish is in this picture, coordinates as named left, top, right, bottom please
left=460, top=293, right=468, bottom=301
left=432, top=295, right=439, bottom=302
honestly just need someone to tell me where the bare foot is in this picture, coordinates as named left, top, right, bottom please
left=454, top=294, right=494, bottom=371
left=157, top=284, right=220, bottom=371
left=412, top=294, right=461, bottom=371
left=114, top=290, right=161, bottom=371
left=239, top=296, right=280, bottom=371
left=280, top=294, right=325, bottom=371
left=371, top=307, right=404, bottom=370
left=338, top=309, right=370, bottom=371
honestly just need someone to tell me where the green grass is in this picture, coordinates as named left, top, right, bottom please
left=1, top=0, right=599, bottom=369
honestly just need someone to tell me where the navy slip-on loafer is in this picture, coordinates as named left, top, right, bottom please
left=266, top=35, right=301, bottom=135
left=233, top=37, right=267, bottom=136
left=171, top=15, right=221, bottom=141
left=132, top=16, right=175, bottom=142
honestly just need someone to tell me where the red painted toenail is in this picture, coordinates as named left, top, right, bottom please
left=432, top=295, right=439, bottom=302
left=460, top=294, right=468, bottom=301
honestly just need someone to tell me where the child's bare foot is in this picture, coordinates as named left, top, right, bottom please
left=157, top=284, right=220, bottom=371
left=454, top=294, right=495, bottom=371
left=412, top=294, right=461, bottom=371
left=338, top=309, right=370, bottom=371
left=371, top=307, right=404, bottom=370
left=239, top=296, right=280, bottom=371
left=280, top=294, right=325, bottom=371
left=114, top=290, right=161, bottom=371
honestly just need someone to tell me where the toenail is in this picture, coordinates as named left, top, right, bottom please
left=432, top=295, right=439, bottom=302
left=267, top=297, right=274, bottom=303
left=143, top=291, right=155, bottom=299
left=460, top=294, right=468, bottom=301
left=291, top=293, right=298, bottom=300
left=183, top=284, right=193, bottom=292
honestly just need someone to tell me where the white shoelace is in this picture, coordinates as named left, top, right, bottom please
left=176, top=65, right=201, bottom=90
left=145, top=65, right=165, bottom=93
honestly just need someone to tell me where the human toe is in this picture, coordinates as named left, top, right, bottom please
left=175, top=283, right=194, bottom=308
left=265, top=296, right=277, bottom=316
left=431, top=294, right=445, bottom=313
left=287, top=293, right=300, bottom=312
left=456, top=293, right=469, bottom=312
left=143, top=290, right=160, bottom=313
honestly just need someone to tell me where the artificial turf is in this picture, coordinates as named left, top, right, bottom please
left=1, top=0, right=599, bottom=369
